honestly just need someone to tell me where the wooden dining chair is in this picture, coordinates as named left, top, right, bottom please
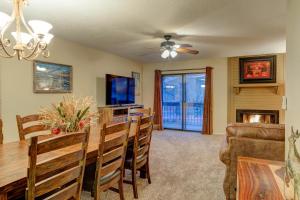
left=129, top=108, right=151, bottom=116
left=0, top=119, right=3, bottom=144
left=27, top=129, right=90, bottom=200
left=93, top=121, right=131, bottom=200
left=16, top=114, right=48, bottom=141
left=124, top=115, right=154, bottom=199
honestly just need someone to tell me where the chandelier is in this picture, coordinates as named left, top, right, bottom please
left=0, top=0, right=54, bottom=60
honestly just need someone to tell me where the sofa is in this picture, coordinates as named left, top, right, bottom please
left=219, top=123, right=285, bottom=200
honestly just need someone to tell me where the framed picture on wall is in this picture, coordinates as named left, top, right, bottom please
left=239, top=55, right=276, bottom=84
left=132, top=71, right=141, bottom=96
left=33, top=60, right=73, bottom=93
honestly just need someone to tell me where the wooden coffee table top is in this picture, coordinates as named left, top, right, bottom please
left=237, top=157, right=286, bottom=200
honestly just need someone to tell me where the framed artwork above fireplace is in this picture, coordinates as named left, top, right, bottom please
left=239, top=55, right=277, bottom=84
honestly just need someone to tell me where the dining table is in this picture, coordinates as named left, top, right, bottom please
left=0, top=122, right=138, bottom=200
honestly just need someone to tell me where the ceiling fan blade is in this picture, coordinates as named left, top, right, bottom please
left=175, top=44, right=193, bottom=48
left=176, top=48, right=199, bottom=55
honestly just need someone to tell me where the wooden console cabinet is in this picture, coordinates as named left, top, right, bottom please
left=98, top=105, right=143, bottom=125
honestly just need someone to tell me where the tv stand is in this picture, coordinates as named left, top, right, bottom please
left=98, top=104, right=144, bottom=123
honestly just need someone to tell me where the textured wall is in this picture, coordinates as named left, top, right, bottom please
left=0, top=37, right=142, bottom=142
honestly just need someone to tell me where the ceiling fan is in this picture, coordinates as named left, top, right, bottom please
left=160, top=35, right=199, bottom=59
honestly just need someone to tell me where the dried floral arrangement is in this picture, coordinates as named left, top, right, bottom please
left=39, top=96, right=98, bottom=134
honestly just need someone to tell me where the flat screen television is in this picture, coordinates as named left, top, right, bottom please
left=106, top=74, right=135, bottom=105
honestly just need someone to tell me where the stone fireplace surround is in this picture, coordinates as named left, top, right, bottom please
left=236, top=109, right=280, bottom=124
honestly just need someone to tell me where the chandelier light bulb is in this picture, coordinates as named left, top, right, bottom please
left=28, top=20, right=53, bottom=36
left=0, top=12, right=11, bottom=30
left=161, top=49, right=170, bottom=59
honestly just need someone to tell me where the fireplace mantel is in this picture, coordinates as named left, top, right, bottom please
left=233, top=83, right=283, bottom=95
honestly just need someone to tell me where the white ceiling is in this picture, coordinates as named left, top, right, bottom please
left=0, top=0, right=286, bottom=63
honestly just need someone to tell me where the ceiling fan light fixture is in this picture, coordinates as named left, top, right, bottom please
left=174, top=44, right=180, bottom=49
left=161, top=49, right=170, bottom=59
left=170, top=50, right=177, bottom=58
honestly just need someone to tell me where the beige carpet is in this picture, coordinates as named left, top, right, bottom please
left=82, top=130, right=225, bottom=200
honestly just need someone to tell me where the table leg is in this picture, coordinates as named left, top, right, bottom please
left=0, top=193, right=7, bottom=200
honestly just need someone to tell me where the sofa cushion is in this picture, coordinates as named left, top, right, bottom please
left=226, top=123, right=285, bottom=142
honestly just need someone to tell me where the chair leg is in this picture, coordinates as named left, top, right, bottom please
left=119, top=176, right=125, bottom=200
left=93, top=188, right=100, bottom=200
left=132, top=167, right=138, bottom=199
left=146, top=160, right=151, bottom=184
left=93, top=183, right=99, bottom=200
left=91, top=180, right=95, bottom=197
left=91, top=186, right=94, bottom=197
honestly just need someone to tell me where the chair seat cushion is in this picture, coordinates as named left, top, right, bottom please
left=100, top=170, right=121, bottom=185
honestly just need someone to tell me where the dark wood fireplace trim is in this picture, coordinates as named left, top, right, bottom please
left=236, top=109, right=279, bottom=124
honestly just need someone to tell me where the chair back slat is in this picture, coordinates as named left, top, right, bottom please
left=103, top=146, right=124, bottom=163
left=95, top=121, right=130, bottom=191
left=103, top=122, right=130, bottom=135
left=21, top=114, right=41, bottom=123
left=103, top=132, right=127, bottom=152
left=27, top=130, right=90, bottom=200
left=137, top=145, right=150, bottom=158
left=140, top=116, right=152, bottom=124
left=136, top=157, right=147, bottom=168
left=35, top=166, right=81, bottom=197
left=139, top=135, right=151, bottom=146
left=16, top=114, right=48, bottom=140
left=36, top=150, right=84, bottom=177
left=23, top=125, right=48, bottom=135
left=100, top=158, right=123, bottom=176
left=44, top=182, right=79, bottom=200
left=37, top=132, right=86, bottom=154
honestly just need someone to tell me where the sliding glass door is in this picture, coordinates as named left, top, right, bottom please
left=162, top=73, right=205, bottom=132
left=162, top=75, right=183, bottom=129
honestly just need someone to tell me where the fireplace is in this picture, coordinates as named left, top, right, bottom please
left=236, top=109, right=279, bottom=124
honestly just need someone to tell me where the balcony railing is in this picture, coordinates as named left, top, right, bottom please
left=162, top=102, right=204, bottom=131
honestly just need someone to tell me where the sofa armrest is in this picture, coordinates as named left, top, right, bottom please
left=219, top=137, right=231, bottom=165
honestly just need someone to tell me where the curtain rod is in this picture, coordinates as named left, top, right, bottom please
left=160, top=67, right=212, bottom=72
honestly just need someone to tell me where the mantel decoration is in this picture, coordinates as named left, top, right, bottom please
left=39, top=96, right=98, bottom=134
left=285, top=127, right=300, bottom=200
left=0, top=0, right=54, bottom=60
left=239, top=55, right=276, bottom=84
